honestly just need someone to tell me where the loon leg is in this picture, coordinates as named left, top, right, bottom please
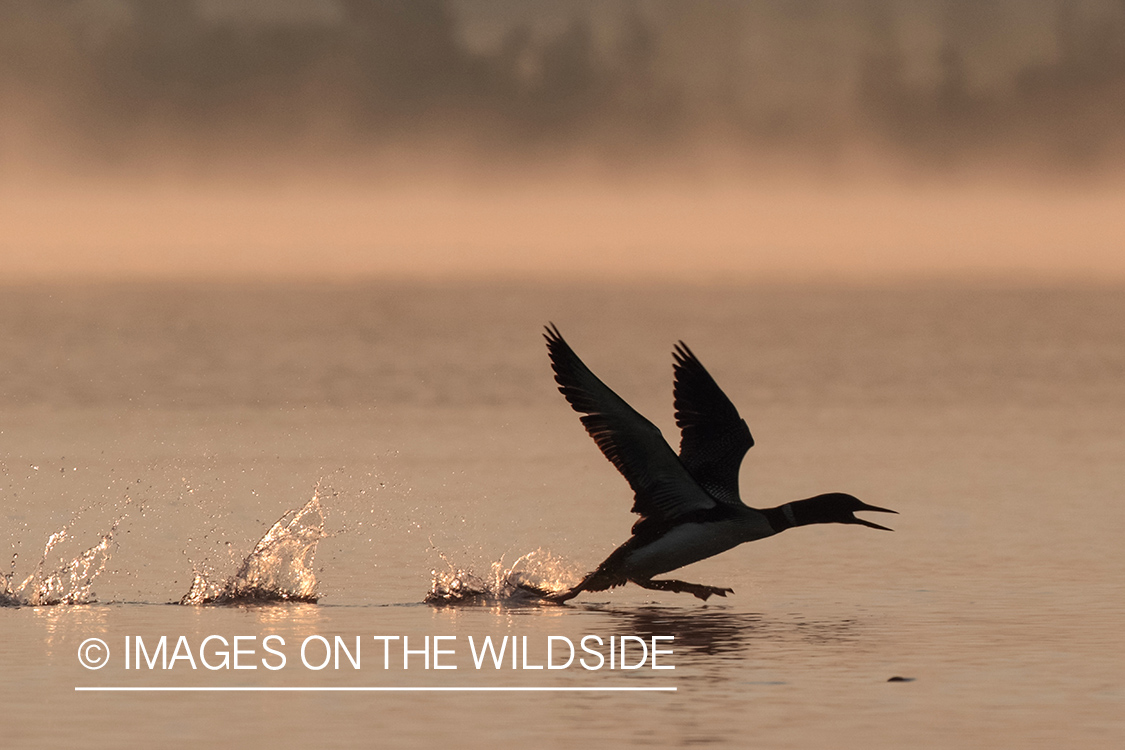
left=633, top=578, right=734, bottom=601
left=541, top=566, right=626, bottom=604
left=541, top=578, right=590, bottom=603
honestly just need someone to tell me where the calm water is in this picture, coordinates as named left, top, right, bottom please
left=1, top=282, right=1123, bottom=748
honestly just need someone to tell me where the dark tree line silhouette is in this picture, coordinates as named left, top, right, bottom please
left=2, top=0, right=1124, bottom=173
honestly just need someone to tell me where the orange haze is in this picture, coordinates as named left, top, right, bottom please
left=3, top=175, right=1123, bottom=282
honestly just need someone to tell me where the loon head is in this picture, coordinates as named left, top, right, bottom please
left=794, top=492, right=897, bottom=531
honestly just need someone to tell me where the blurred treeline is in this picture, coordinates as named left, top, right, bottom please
left=2, top=0, right=1125, bottom=174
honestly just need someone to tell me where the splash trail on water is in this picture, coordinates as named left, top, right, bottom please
left=180, top=491, right=326, bottom=605
left=2, top=512, right=125, bottom=606
left=425, top=549, right=579, bottom=606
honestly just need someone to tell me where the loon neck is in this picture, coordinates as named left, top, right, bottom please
left=762, top=496, right=848, bottom=532
left=761, top=502, right=801, bottom=532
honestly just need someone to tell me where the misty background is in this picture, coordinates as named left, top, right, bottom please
left=2, top=0, right=1124, bottom=279
left=5, top=0, right=1125, bottom=175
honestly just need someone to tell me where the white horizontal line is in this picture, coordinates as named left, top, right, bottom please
left=76, top=686, right=676, bottom=693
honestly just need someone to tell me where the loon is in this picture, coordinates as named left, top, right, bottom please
left=543, top=324, right=895, bottom=602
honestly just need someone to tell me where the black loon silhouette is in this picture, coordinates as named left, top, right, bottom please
left=543, top=324, right=895, bottom=602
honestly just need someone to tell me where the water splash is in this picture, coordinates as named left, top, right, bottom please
left=181, top=491, right=326, bottom=605
left=3, top=515, right=123, bottom=606
left=1, top=555, right=18, bottom=607
left=425, top=549, right=579, bottom=606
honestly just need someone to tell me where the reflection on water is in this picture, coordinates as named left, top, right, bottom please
left=245, top=601, right=323, bottom=630
left=595, top=606, right=861, bottom=661
left=32, top=603, right=112, bottom=659
left=180, top=491, right=325, bottom=605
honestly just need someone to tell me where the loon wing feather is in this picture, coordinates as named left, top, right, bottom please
left=673, top=341, right=753, bottom=506
left=545, top=324, right=715, bottom=522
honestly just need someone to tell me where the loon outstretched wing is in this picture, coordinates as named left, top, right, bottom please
left=672, top=342, right=753, bottom=506
left=544, top=324, right=716, bottom=523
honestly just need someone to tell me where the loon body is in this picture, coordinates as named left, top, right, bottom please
left=543, top=325, right=895, bottom=602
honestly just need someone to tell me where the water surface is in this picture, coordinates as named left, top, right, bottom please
left=1, top=282, right=1122, bottom=748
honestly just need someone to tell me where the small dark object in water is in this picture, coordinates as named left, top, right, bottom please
left=189, top=588, right=318, bottom=605
left=887, top=676, right=916, bottom=682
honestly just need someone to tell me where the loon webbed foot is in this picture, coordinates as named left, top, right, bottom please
left=633, top=578, right=734, bottom=601
left=541, top=587, right=582, bottom=604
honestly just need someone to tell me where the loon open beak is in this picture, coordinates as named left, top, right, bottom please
left=854, top=502, right=897, bottom=531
